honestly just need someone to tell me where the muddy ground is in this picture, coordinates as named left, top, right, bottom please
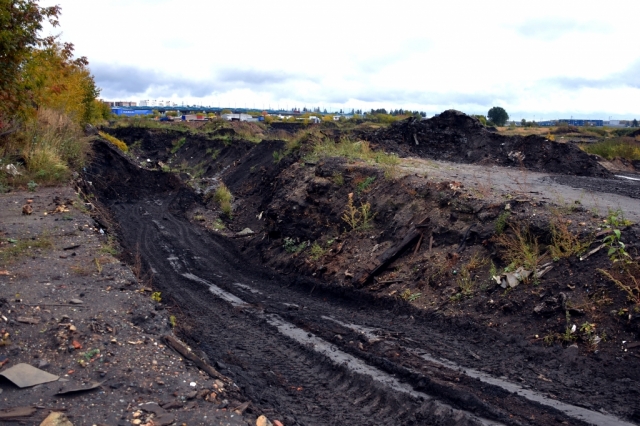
left=7, top=112, right=639, bottom=425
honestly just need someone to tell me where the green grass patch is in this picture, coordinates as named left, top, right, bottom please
left=580, top=139, right=640, bottom=160
left=1, top=234, right=54, bottom=265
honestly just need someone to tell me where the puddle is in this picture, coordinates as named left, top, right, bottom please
left=233, top=283, right=262, bottom=294
left=321, top=316, right=381, bottom=342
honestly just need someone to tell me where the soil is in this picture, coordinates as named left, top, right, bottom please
left=3, top=111, right=640, bottom=426
left=363, top=110, right=612, bottom=178
left=0, top=187, right=257, bottom=425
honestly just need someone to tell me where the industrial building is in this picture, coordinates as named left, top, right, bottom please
left=111, top=107, right=152, bottom=116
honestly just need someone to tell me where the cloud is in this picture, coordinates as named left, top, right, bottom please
left=516, top=18, right=611, bottom=40
left=92, top=63, right=216, bottom=98
left=546, top=60, right=640, bottom=89
left=216, top=69, right=299, bottom=85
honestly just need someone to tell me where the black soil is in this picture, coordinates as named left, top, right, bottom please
left=365, top=110, right=612, bottom=177
left=82, top=115, right=640, bottom=426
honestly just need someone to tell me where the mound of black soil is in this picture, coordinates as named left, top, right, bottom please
left=367, top=110, right=612, bottom=177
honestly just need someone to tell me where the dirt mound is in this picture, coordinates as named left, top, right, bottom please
left=367, top=110, right=612, bottom=177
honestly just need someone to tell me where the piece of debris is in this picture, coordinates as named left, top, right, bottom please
left=40, top=411, right=73, bottom=426
left=0, top=363, right=59, bottom=388
left=163, top=335, right=228, bottom=382
left=4, top=164, right=21, bottom=176
left=68, top=299, right=83, bottom=305
left=22, top=204, right=33, bottom=215
left=17, top=316, right=40, bottom=324
left=0, top=406, right=36, bottom=420
left=236, top=228, right=255, bottom=237
left=55, top=380, right=104, bottom=395
left=0, top=270, right=9, bottom=276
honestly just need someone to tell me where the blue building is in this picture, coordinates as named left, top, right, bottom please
left=111, top=108, right=152, bottom=116
left=538, top=119, right=604, bottom=127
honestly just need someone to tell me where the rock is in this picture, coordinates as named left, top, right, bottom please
left=40, top=412, right=73, bottom=426
left=236, top=228, right=255, bottom=236
left=38, top=360, right=50, bottom=369
left=273, top=420, right=284, bottom=426
left=185, top=390, right=197, bottom=400
left=22, top=204, right=33, bottom=215
left=153, top=413, right=175, bottom=426
left=69, top=299, right=83, bottom=305
left=256, top=415, right=273, bottom=426
left=139, top=402, right=165, bottom=416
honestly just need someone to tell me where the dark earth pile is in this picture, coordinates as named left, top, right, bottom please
left=367, top=110, right=612, bottom=177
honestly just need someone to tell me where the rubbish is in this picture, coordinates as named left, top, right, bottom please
left=68, top=299, right=83, bottom=304
left=257, top=415, right=274, bottom=426
left=55, top=380, right=104, bottom=395
left=236, top=228, right=255, bottom=236
left=17, top=316, right=40, bottom=324
left=63, top=245, right=81, bottom=251
left=0, top=270, right=9, bottom=276
left=71, top=340, right=82, bottom=349
left=22, top=204, right=33, bottom=215
left=0, top=363, right=59, bottom=387
left=496, top=267, right=532, bottom=289
left=0, top=406, right=36, bottom=420
left=40, top=411, right=73, bottom=426
left=579, top=243, right=606, bottom=261
left=4, top=164, right=21, bottom=176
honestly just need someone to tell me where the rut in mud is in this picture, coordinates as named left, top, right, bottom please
left=86, top=115, right=640, bottom=425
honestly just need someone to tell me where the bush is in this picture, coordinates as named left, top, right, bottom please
left=213, top=183, right=233, bottom=217
left=580, top=139, right=640, bottom=160
left=98, top=131, right=128, bottom=152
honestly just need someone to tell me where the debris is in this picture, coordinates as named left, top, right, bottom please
left=55, top=380, right=104, bottom=395
left=0, top=363, right=59, bottom=388
left=71, top=340, right=82, bottom=349
left=256, top=415, right=274, bottom=426
left=0, top=406, right=36, bottom=420
left=139, top=402, right=165, bottom=416
left=273, top=421, right=284, bottom=426
left=22, top=204, right=33, bottom=215
left=63, top=245, right=81, bottom=251
left=17, top=316, right=40, bottom=324
left=4, top=164, right=21, bottom=176
left=579, top=243, right=606, bottom=261
left=236, top=228, right=255, bottom=237
left=40, top=412, right=73, bottom=426
left=68, top=299, right=83, bottom=305
left=163, top=335, right=228, bottom=382
left=0, top=270, right=9, bottom=276
left=233, top=401, right=250, bottom=414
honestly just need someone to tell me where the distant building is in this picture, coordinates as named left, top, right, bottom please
left=538, top=119, right=604, bottom=127
left=105, top=101, right=137, bottom=107
left=111, top=108, right=151, bottom=116
left=221, top=113, right=257, bottom=122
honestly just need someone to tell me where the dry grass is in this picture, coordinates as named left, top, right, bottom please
left=493, top=222, right=544, bottom=273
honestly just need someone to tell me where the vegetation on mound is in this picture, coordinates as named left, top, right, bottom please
left=580, top=138, right=640, bottom=161
left=98, top=131, right=128, bottom=152
left=0, top=1, right=109, bottom=190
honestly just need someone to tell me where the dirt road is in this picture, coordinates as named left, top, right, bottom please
left=85, top=140, right=640, bottom=426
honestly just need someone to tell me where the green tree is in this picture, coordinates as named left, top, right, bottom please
left=488, top=106, right=509, bottom=126
left=633, top=119, right=638, bottom=127
left=0, top=0, right=61, bottom=126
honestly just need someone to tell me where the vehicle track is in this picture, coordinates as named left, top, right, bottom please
left=87, top=141, right=639, bottom=426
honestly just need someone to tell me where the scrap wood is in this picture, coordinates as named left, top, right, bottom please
left=163, top=335, right=229, bottom=382
left=0, top=406, right=37, bottom=419
left=580, top=243, right=606, bottom=261
left=355, top=218, right=430, bottom=287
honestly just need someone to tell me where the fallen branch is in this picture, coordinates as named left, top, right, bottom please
left=163, top=335, right=229, bottom=382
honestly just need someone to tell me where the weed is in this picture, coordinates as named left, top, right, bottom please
left=213, top=183, right=233, bottom=218
left=356, top=176, right=376, bottom=193
left=580, top=139, right=640, bottom=161
left=283, top=237, right=308, bottom=254
left=603, top=229, right=630, bottom=262
left=169, top=315, right=177, bottom=328
left=94, top=257, right=103, bottom=274
left=211, top=219, right=225, bottom=231
left=495, top=211, right=510, bottom=235
left=489, top=261, right=498, bottom=280
left=543, top=334, right=555, bottom=346
left=171, top=137, right=187, bottom=154
left=27, top=181, right=38, bottom=192
left=309, top=242, right=326, bottom=260
left=194, top=214, right=205, bottom=222
left=494, top=222, right=543, bottom=274
left=597, top=268, right=640, bottom=304
left=400, top=289, right=422, bottom=302
left=332, top=172, right=344, bottom=186
left=549, top=217, right=590, bottom=259
left=100, top=236, right=119, bottom=256
left=151, top=292, right=162, bottom=303
left=273, top=150, right=284, bottom=163
left=341, top=193, right=376, bottom=231
left=98, top=131, right=128, bottom=152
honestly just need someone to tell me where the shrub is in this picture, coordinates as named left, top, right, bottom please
left=580, top=139, right=640, bottom=161
left=213, top=183, right=233, bottom=217
left=98, top=131, right=128, bottom=152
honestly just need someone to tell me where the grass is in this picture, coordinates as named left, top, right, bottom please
left=171, top=137, right=187, bottom=154
left=493, top=222, right=543, bottom=274
left=99, top=131, right=128, bottom=153
left=341, top=193, right=376, bottom=231
left=549, top=217, right=590, bottom=260
left=580, top=138, right=640, bottom=160
left=311, top=137, right=399, bottom=168
left=213, top=183, right=233, bottom=218
left=309, top=242, right=327, bottom=260
left=0, top=234, right=54, bottom=266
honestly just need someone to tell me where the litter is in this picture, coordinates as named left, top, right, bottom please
left=0, top=363, right=59, bottom=388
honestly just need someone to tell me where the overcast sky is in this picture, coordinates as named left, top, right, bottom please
left=42, top=0, right=640, bottom=119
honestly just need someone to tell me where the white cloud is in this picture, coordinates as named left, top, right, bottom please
left=41, top=0, right=640, bottom=118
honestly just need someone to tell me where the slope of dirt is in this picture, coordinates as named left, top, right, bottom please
left=365, top=110, right=612, bottom=177
left=83, top=125, right=640, bottom=426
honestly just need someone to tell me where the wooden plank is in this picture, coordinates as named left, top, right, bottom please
left=163, top=335, right=229, bottom=382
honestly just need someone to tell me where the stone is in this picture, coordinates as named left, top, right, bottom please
left=256, top=415, right=273, bottom=426
left=40, top=412, right=73, bottom=426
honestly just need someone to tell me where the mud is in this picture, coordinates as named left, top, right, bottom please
left=83, top=114, right=640, bottom=426
left=365, top=110, right=612, bottom=177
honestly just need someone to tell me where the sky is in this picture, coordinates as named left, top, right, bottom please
left=41, top=0, right=640, bottom=120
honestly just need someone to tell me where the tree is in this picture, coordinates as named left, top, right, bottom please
left=633, top=119, right=638, bottom=127
left=0, top=1, right=61, bottom=126
left=488, top=106, right=509, bottom=126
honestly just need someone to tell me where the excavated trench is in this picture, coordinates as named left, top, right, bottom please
left=83, top=119, right=640, bottom=426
